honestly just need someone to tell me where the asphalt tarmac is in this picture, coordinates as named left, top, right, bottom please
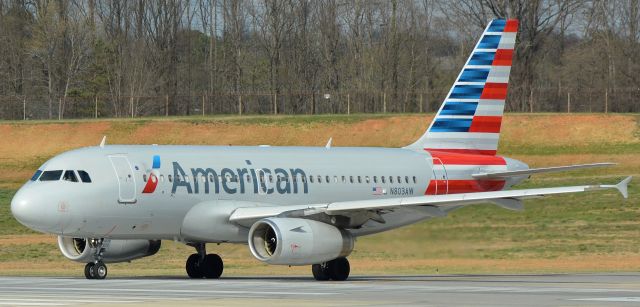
left=0, top=274, right=640, bottom=306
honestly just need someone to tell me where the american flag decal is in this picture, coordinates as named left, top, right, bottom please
left=372, top=187, right=385, bottom=195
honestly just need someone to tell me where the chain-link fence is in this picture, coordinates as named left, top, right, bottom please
left=1, top=87, right=639, bottom=120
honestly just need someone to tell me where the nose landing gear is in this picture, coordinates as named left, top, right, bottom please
left=84, top=238, right=108, bottom=280
left=186, top=243, right=223, bottom=279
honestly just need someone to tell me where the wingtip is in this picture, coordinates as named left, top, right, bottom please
left=617, top=176, right=632, bottom=199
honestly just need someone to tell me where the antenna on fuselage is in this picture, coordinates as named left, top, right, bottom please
left=99, top=136, right=106, bottom=148
left=325, top=137, right=332, bottom=149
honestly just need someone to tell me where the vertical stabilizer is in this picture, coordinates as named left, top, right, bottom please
left=407, top=19, right=519, bottom=155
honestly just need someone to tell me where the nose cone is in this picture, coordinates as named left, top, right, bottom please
left=11, top=185, right=59, bottom=233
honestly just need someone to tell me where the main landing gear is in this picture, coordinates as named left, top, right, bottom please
left=186, top=243, right=223, bottom=279
left=312, top=257, right=350, bottom=281
left=84, top=239, right=108, bottom=280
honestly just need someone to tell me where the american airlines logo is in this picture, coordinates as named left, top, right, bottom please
left=142, top=155, right=161, bottom=194
left=169, top=160, right=309, bottom=195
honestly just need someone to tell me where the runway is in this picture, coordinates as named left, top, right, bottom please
left=1, top=274, right=640, bottom=306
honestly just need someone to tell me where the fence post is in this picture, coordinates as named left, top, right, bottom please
left=605, top=89, right=608, bottom=114
left=383, top=92, right=386, bottom=113
left=130, top=96, right=134, bottom=118
left=23, top=96, right=26, bottom=120
left=347, top=93, right=350, bottom=115
left=165, top=95, right=169, bottom=116
left=58, top=97, right=62, bottom=120
left=95, top=96, right=98, bottom=118
left=529, top=88, right=534, bottom=113
left=273, top=93, right=278, bottom=115
left=202, top=95, right=205, bottom=116
left=238, top=94, right=242, bottom=116
left=419, top=93, right=423, bottom=113
left=567, top=91, right=571, bottom=113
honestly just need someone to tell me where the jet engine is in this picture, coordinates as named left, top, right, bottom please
left=58, top=236, right=161, bottom=263
left=248, top=218, right=353, bottom=265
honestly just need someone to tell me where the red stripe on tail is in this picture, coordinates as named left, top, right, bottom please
left=480, top=83, right=508, bottom=99
left=428, top=151, right=506, bottom=165
left=492, top=49, right=513, bottom=66
left=469, top=116, right=502, bottom=133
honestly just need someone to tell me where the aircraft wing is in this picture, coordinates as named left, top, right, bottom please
left=471, top=163, right=615, bottom=179
left=229, top=177, right=631, bottom=226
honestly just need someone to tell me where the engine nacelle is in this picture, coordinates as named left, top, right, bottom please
left=58, top=236, right=161, bottom=263
left=248, top=218, right=354, bottom=265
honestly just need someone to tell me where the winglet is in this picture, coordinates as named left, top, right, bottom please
left=99, top=136, right=107, bottom=148
left=616, top=176, right=632, bottom=199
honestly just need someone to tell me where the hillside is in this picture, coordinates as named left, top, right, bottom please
left=0, top=113, right=638, bottom=276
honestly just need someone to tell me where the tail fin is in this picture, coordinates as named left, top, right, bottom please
left=407, top=19, right=519, bottom=155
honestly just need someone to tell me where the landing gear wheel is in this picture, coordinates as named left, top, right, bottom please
left=91, top=262, right=108, bottom=280
left=186, top=254, right=203, bottom=278
left=202, top=254, right=224, bottom=279
left=312, top=263, right=330, bottom=281
left=84, top=262, right=95, bottom=279
left=84, top=262, right=107, bottom=279
left=327, top=257, right=350, bottom=281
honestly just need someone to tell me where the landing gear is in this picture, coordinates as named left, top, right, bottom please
left=84, top=262, right=108, bottom=279
left=84, top=239, right=108, bottom=280
left=185, top=243, right=223, bottom=279
left=312, top=257, right=350, bottom=281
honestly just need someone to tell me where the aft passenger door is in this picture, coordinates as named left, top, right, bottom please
left=431, top=157, right=448, bottom=195
left=109, top=155, right=137, bottom=203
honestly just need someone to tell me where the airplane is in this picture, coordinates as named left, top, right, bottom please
left=11, top=19, right=631, bottom=281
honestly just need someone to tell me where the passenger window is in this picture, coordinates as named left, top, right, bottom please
left=350, top=176, right=354, bottom=183
left=397, top=176, right=401, bottom=183
left=365, top=176, right=370, bottom=183
left=246, top=175, right=251, bottom=183
left=269, top=175, right=274, bottom=183
left=341, top=176, right=346, bottom=183
left=334, top=176, right=338, bottom=183
left=358, top=176, right=362, bottom=183
left=309, top=175, right=314, bottom=183
left=31, top=170, right=43, bottom=181
left=373, top=176, right=377, bottom=183
left=390, top=176, right=394, bottom=183
left=413, top=176, right=417, bottom=183
left=143, top=174, right=148, bottom=182
left=326, top=176, right=330, bottom=183
left=40, top=170, right=63, bottom=181
left=168, top=175, right=173, bottom=182
left=405, top=176, right=409, bottom=184
left=382, top=176, right=386, bottom=183
left=317, top=175, right=322, bottom=183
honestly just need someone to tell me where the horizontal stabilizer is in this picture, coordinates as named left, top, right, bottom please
left=602, top=176, right=632, bottom=199
left=472, top=163, right=616, bottom=179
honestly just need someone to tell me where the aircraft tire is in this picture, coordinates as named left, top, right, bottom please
left=312, top=263, right=330, bottom=281
left=327, top=257, right=350, bottom=281
left=84, top=263, right=95, bottom=279
left=92, top=262, right=108, bottom=280
left=202, top=254, right=223, bottom=279
left=186, top=254, right=203, bottom=278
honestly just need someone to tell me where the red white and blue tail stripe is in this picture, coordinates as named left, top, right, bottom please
left=407, top=19, right=518, bottom=155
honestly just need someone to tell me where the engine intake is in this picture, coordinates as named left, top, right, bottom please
left=248, top=218, right=353, bottom=265
left=58, top=236, right=161, bottom=263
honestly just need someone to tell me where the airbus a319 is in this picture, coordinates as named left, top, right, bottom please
left=11, top=19, right=631, bottom=281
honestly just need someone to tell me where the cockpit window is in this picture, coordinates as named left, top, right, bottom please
left=30, top=170, right=43, bottom=181
left=78, top=170, right=92, bottom=183
left=39, top=170, right=63, bottom=181
left=63, top=170, right=78, bottom=182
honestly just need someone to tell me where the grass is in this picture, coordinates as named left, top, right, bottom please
left=0, top=113, right=638, bottom=276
